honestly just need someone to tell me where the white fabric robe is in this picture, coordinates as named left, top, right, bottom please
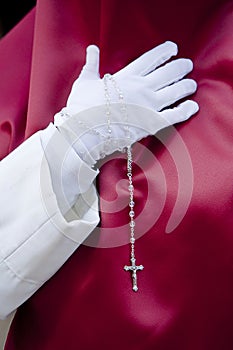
left=0, top=123, right=99, bottom=319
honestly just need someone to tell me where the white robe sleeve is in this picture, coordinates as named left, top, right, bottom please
left=0, top=123, right=99, bottom=319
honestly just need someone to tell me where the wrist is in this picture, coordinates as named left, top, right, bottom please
left=40, top=123, right=99, bottom=214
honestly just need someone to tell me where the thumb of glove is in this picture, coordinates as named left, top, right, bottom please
left=79, top=45, right=100, bottom=80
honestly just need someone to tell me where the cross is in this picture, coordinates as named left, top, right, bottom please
left=124, top=257, right=144, bottom=292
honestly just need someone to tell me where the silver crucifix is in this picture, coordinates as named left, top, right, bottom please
left=124, top=257, right=144, bottom=292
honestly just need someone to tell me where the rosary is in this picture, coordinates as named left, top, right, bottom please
left=60, top=74, right=144, bottom=292
left=103, top=74, right=144, bottom=292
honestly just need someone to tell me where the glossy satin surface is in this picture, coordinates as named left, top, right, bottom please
left=2, top=0, right=233, bottom=349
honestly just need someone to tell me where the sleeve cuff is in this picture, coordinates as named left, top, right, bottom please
left=40, top=122, right=99, bottom=215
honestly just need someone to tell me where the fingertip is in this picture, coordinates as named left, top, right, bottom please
left=180, top=100, right=199, bottom=116
left=191, top=100, right=199, bottom=114
left=180, top=58, right=194, bottom=71
left=85, top=44, right=100, bottom=72
left=192, top=79, right=198, bottom=92
left=186, top=58, right=193, bottom=71
left=164, top=40, right=178, bottom=55
left=185, top=79, right=198, bottom=92
left=86, top=44, right=100, bottom=54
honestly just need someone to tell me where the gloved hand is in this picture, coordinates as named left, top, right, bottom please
left=55, top=41, right=198, bottom=166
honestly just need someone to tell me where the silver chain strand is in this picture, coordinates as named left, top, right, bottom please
left=105, top=74, right=131, bottom=140
left=123, top=146, right=144, bottom=292
left=103, top=74, right=144, bottom=292
left=103, top=74, right=112, bottom=138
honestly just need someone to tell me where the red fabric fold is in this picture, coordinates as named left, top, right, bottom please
left=0, top=9, right=35, bottom=159
left=1, top=0, right=233, bottom=349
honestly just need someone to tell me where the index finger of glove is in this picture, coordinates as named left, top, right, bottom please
left=116, top=41, right=178, bottom=77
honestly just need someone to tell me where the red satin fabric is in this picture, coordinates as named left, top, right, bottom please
left=2, top=0, right=233, bottom=349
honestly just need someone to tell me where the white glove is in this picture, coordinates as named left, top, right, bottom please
left=55, top=41, right=198, bottom=166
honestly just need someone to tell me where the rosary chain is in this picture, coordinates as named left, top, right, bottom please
left=104, top=74, right=144, bottom=292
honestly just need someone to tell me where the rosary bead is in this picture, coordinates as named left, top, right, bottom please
left=130, top=221, right=135, bottom=228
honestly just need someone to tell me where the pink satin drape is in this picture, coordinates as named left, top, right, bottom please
left=1, top=0, right=233, bottom=349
